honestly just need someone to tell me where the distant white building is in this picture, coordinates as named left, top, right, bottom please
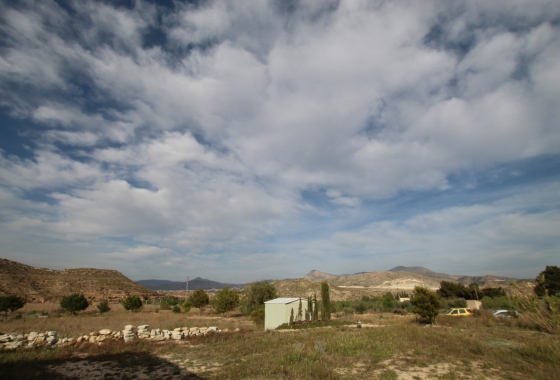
left=264, top=298, right=309, bottom=330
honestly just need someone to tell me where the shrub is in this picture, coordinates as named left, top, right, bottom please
left=121, top=296, right=143, bottom=312
left=250, top=306, right=265, bottom=327
left=515, top=291, right=560, bottom=334
left=355, top=302, right=367, bottom=314
left=481, top=296, right=511, bottom=310
left=240, top=281, right=277, bottom=315
left=188, top=289, right=210, bottom=309
left=96, top=299, right=111, bottom=314
left=411, top=287, right=441, bottom=324
left=0, top=295, right=26, bottom=317
left=181, top=300, right=191, bottom=313
left=60, top=293, right=89, bottom=315
left=211, top=286, right=239, bottom=315
left=172, top=305, right=181, bottom=313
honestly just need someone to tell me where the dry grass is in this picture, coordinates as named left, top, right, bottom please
left=2, top=310, right=560, bottom=379
left=1, top=302, right=255, bottom=339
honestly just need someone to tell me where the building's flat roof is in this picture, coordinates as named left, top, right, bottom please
left=264, top=297, right=305, bottom=304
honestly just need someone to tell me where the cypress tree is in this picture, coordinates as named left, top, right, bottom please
left=321, top=282, right=331, bottom=320
left=313, top=293, right=318, bottom=321
left=289, top=308, right=294, bottom=326
left=297, top=298, right=303, bottom=321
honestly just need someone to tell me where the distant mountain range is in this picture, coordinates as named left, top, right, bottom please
left=303, top=266, right=521, bottom=288
left=136, top=277, right=246, bottom=291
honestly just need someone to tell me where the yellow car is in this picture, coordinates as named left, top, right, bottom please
left=445, top=308, right=473, bottom=316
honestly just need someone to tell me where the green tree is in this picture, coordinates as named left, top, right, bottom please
left=0, top=295, right=26, bottom=317
left=410, top=287, right=441, bottom=324
left=96, top=299, right=111, bottom=314
left=240, top=281, right=277, bottom=315
left=535, top=266, right=560, bottom=297
left=188, top=289, right=210, bottom=309
left=321, top=282, right=331, bottom=321
left=211, top=286, right=239, bottom=316
left=60, top=293, right=89, bottom=315
left=121, top=295, right=143, bottom=312
left=438, top=281, right=475, bottom=300
left=289, top=308, right=294, bottom=326
left=297, top=298, right=303, bottom=321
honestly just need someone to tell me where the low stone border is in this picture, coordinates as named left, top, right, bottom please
left=0, top=325, right=240, bottom=350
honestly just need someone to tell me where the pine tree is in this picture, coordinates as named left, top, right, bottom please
left=297, top=298, right=303, bottom=321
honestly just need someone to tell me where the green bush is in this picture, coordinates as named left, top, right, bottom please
left=188, top=289, right=210, bottom=309
left=121, top=295, right=143, bottom=312
left=181, top=300, right=191, bottom=313
left=250, top=306, right=265, bottom=327
left=411, top=287, right=441, bottom=324
left=60, top=293, right=89, bottom=315
left=355, top=302, right=367, bottom=314
left=0, top=295, right=26, bottom=317
left=172, top=305, right=181, bottom=313
left=481, top=296, right=511, bottom=310
left=96, top=299, right=111, bottom=314
left=211, top=286, right=239, bottom=315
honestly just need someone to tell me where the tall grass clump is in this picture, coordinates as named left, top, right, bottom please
left=515, top=293, right=560, bottom=334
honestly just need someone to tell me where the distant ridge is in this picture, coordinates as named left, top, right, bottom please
left=136, top=277, right=245, bottom=291
left=0, top=257, right=154, bottom=302
left=388, top=266, right=458, bottom=281
left=388, top=266, right=519, bottom=286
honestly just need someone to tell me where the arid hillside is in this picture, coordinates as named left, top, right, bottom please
left=0, top=258, right=154, bottom=303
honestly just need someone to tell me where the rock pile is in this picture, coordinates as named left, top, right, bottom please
left=0, top=325, right=225, bottom=351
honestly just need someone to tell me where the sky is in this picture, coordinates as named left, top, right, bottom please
left=1, top=0, right=559, bottom=283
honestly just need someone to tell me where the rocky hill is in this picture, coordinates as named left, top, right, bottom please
left=388, top=266, right=519, bottom=286
left=388, top=266, right=458, bottom=281
left=303, top=270, right=337, bottom=281
left=0, top=258, right=154, bottom=303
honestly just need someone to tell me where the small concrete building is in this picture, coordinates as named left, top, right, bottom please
left=467, top=300, right=482, bottom=310
left=264, top=298, right=308, bottom=330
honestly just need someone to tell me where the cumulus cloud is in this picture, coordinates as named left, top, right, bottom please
left=0, top=0, right=559, bottom=281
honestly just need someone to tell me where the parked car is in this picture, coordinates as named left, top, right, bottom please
left=493, top=310, right=521, bottom=318
left=445, top=308, right=473, bottom=316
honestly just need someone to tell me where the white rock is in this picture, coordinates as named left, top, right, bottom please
left=89, top=336, right=97, bottom=343
left=27, top=332, right=38, bottom=341
left=46, top=331, right=57, bottom=337
left=99, top=329, right=111, bottom=335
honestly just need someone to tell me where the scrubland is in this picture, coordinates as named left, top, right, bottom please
left=1, top=305, right=559, bottom=380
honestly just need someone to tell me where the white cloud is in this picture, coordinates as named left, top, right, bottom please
left=0, top=0, right=559, bottom=280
